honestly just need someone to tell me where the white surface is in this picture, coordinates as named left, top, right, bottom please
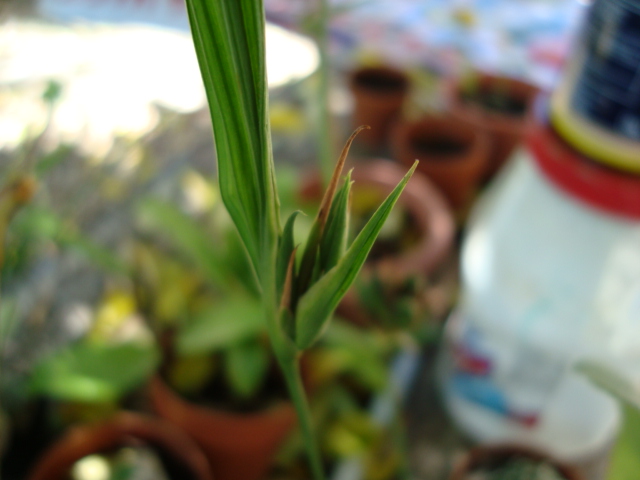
left=0, top=16, right=318, bottom=154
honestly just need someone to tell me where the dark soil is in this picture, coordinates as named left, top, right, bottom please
left=411, top=138, right=468, bottom=158
left=461, top=90, right=527, bottom=116
left=354, top=71, right=408, bottom=93
left=173, top=354, right=290, bottom=414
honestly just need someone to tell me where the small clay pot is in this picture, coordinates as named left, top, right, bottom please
left=449, top=444, right=585, bottom=480
left=390, top=115, right=490, bottom=212
left=448, top=73, right=539, bottom=179
left=349, top=66, right=410, bottom=149
left=299, top=160, right=455, bottom=327
left=26, top=411, right=213, bottom=480
left=149, top=375, right=297, bottom=480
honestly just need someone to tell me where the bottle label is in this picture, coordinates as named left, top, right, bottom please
left=446, top=312, right=566, bottom=427
left=570, top=0, right=640, bottom=141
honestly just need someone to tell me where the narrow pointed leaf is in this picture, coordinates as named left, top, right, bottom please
left=297, top=126, right=368, bottom=296
left=319, top=172, right=352, bottom=273
left=185, top=0, right=279, bottom=279
left=276, top=211, right=300, bottom=301
left=294, top=161, right=418, bottom=350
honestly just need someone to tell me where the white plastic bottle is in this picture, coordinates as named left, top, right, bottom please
left=438, top=120, right=640, bottom=476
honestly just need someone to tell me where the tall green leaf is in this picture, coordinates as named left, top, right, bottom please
left=185, top=0, right=279, bottom=280
left=294, top=162, right=418, bottom=350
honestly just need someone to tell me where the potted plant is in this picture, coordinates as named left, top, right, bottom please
left=390, top=115, right=490, bottom=215
left=447, top=71, right=538, bottom=179
left=25, top=411, right=213, bottom=480
left=130, top=196, right=301, bottom=480
left=182, top=1, right=418, bottom=479
left=349, top=65, right=411, bottom=151
left=448, top=444, right=585, bottom=480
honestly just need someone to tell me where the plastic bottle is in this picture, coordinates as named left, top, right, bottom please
left=438, top=118, right=640, bottom=472
left=439, top=4, right=640, bottom=475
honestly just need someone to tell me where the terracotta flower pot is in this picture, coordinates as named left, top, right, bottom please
left=390, top=115, right=490, bottom=213
left=449, top=444, right=585, bottom=480
left=448, top=73, right=539, bottom=179
left=349, top=66, right=410, bottom=150
left=26, top=411, right=213, bottom=480
left=299, top=160, right=455, bottom=327
left=149, top=375, right=297, bottom=480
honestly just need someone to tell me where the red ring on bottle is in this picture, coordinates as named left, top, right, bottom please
left=527, top=125, right=640, bottom=221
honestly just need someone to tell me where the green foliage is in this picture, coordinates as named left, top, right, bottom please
left=225, top=339, right=270, bottom=399
left=608, top=405, right=640, bottom=480
left=29, top=342, right=160, bottom=403
left=184, top=0, right=417, bottom=477
left=176, top=294, right=264, bottom=355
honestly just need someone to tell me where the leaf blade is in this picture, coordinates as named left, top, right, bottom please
left=295, top=162, right=418, bottom=350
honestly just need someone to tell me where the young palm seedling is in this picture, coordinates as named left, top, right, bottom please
left=183, top=1, right=417, bottom=479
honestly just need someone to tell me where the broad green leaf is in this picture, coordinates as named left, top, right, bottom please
left=185, top=0, right=279, bottom=279
left=276, top=211, right=300, bottom=302
left=177, top=295, right=265, bottom=355
left=225, top=340, right=270, bottom=399
left=319, top=172, right=351, bottom=273
left=29, top=342, right=160, bottom=403
left=294, top=162, right=418, bottom=350
left=136, top=198, right=227, bottom=286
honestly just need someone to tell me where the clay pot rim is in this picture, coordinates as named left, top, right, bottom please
left=390, top=115, right=491, bottom=168
left=149, top=374, right=297, bottom=450
left=449, top=443, right=586, bottom=480
left=448, top=73, right=539, bottom=134
left=26, top=411, right=214, bottom=480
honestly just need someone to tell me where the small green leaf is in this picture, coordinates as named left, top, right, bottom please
left=137, top=198, right=226, bottom=286
left=177, top=295, right=265, bottom=355
left=276, top=211, right=300, bottom=301
left=319, top=172, right=352, bottom=273
left=29, top=342, right=160, bottom=403
left=294, top=162, right=418, bottom=350
left=225, top=340, right=270, bottom=399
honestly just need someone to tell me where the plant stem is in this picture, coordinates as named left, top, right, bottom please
left=318, top=0, right=333, bottom=187
left=280, top=353, right=325, bottom=480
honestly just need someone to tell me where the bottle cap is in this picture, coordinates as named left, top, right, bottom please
left=528, top=123, right=640, bottom=220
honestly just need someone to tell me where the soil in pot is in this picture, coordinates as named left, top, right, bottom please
left=349, top=66, right=410, bottom=151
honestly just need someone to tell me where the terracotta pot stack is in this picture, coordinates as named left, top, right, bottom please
left=349, top=66, right=410, bottom=150
left=448, top=72, right=539, bottom=179
left=390, top=115, right=490, bottom=213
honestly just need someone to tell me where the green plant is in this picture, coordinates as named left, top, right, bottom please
left=184, top=1, right=416, bottom=478
left=132, top=195, right=273, bottom=402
